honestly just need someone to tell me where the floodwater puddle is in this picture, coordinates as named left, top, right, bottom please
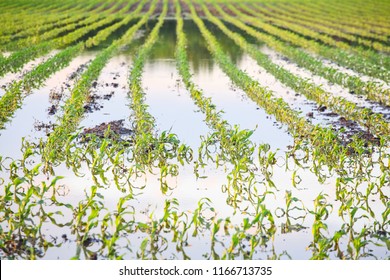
left=142, top=59, right=210, bottom=148
left=0, top=52, right=95, bottom=158
left=317, top=54, right=390, bottom=90
left=0, top=50, right=59, bottom=98
left=182, top=20, right=294, bottom=150
left=260, top=46, right=390, bottom=118
left=78, top=55, right=133, bottom=131
left=236, top=53, right=335, bottom=127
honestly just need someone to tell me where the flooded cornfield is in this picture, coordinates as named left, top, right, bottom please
left=0, top=0, right=390, bottom=261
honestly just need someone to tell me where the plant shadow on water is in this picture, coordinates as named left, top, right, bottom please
left=0, top=16, right=389, bottom=260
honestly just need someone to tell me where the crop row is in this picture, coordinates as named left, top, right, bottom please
left=0, top=0, right=99, bottom=35
left=0, top=1, right=117, bottom=48
left=267, top=2, right=389, bottom=41
left=212, top=5, right=390, bottom=107
left=203, top=3, right=390, bottom=139
left=0, top=1, right=146, bottom=131
left=300, top=0, right=390, bottom=28
left=126, top=0, right=194, bottom=185
left=238, top=4, right=390, bottom=66
left=43, top=0, right=156, bottom=164
left=227, top=4, right=390, bottom=83
left=0, top=3, right=132, bottom=78
left=176, top=0, right=262, bottom=208
left=176, top=0, right=255, bottom=162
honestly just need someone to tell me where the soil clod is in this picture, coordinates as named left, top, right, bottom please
left=81, top=119, right=134, bottom=143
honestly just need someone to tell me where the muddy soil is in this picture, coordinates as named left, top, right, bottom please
left=46, top=62, right=89, bottom=115
left=80, top=119, right=134, bottom=142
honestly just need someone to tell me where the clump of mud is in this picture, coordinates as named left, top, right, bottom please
left=80, top=119, right=134, bottom=143
left=83, top=91, right=115, bottom=113
left=306, top=105, right=381, bottom=148
left=34, top=120, right=56, bottom=135
left=336, top=116, right=380, bottom=147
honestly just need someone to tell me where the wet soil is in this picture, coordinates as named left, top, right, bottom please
left=206, top=3, right=236, bottom=17
left=80, top=119, right=134, bottom=142
left=128, top=2, right=140, bottom=13
left=193, top=3, right=206, bottom=17
left=141, top=1, right=151, bottom=14
left=47, top=62, right=89, bottom=115
left=83, top=91, right=115, bottom=113
left=334, top=116, right=380, bottom=147
left=303, top=103, right=380, bottom=147
left=83, top=67, right=121, bottom=113
left=33, top=120, right=56, bottom=135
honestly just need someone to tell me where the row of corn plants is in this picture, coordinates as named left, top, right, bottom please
left=0, top=1, right=124, bottom=50
left=0, top=2, right=130, bottom=78
left=42, top=0, right=159, bottom=165
left=125, top=0, right=195, bottom=191
left=266, top=2, right=388, bottom=42
left=175, top=0, right=268, bottom=210
left=237, top=3, right=390, bottom=66
left=0, top=0, right=101, bottom=36
left=203, top=3, right=390, bottom=139
left=213, top=4, right=390, bottom=107
left=257, top=2, right=390, bottom=52
left=227, top=4, right=390, bottom=83
left=0, top=1, right=146, bottom=130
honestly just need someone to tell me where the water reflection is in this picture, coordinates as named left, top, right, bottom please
left=148, top=19, right=246, bottom=74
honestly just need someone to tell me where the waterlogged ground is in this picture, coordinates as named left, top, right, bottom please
left=0, top=19, right=389, bottom=260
